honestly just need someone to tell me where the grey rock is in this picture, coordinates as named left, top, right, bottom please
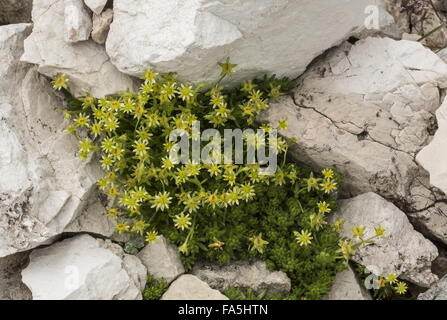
left=0, top=251, right=32, bottom=300
left=192, top=260, right=291, bottom=296
left=64, top=0, right=92, bottom=43
left=137, top=235, right=185, bottom=284
left=161, top=275, right=228, bottom=300
left=22, top=234, right=147, bottom=300
left=418, top=276, right=447, bottom=300
left=21, top=0, right=137, bottom=97
left=325, top=265, right=371, bottom=300
left=84, top=0, right=107, bottom=15
left=91, top=8, right=113, bottom=45
left=259, top=37, right=447, bottom=245
left=332, top=193, right=438, bottom=288
left=0, top=0, right=33, bottom=25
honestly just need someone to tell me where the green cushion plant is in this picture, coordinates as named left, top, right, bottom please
left=52, top=59, right=384, bottom=300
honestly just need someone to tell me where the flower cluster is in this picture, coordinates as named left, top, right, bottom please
left=55, top=60, right=347, bottom=300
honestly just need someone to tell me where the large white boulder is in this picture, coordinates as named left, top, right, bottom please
left=259, top=37, right=447, bottom=244
left=22, top=234, right=147, bottom=300
left=0, top=24, right=115, bottom=258
left=332, top=193, right=439, bottom=288
left=106, top=0, right=382, bottom=83
left=161, top=275, right=228, bottom=300
left=21, top=0, right=136, bottom=97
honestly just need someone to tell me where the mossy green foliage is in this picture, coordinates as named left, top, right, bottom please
left=143, top=275, right=169, bottom=300
left=56, top=60, right=346, bottom=300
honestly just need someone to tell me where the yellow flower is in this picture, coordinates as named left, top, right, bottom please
left=100, top=155, right=114, bottom=170
left=227, top=187, right=241, bottom=206
left=249, top=233, right=269, bottom=254
left=133, top=139, right=148, bottom=157
left=322, top=168, right=334, bottom=179
left=269, top=86, right=282, bottom=99
left=317, top=201, right=331, bottom=214
left=333, top=219, right=345, bottom=232
left=75, top=113, right=89, bottom=127
left=142, top=69, right=159, bottom=83
left=304, top=172, right=320, bottom=192
left=386, top=273, right=398, bottom=284
left=309, top=213, right=327, bottom=231
left=277, top=119, right=288, bottom=130
left=101, top=137, right=115, bottom=153
left=182, top=194, right=201, bottom=213
left=151, top=191, right=172, bottom=211
left=374, top=226, right=386, bottom=237
left=260, top=123, right=272, bottom=133
left=352, top=225, right=366, bottom=238
left=178, top=241, right=189, bottom=255
left=242, top=80, right=256, bottom=93
left=132, top=220, right=149, bottom=235
left=160, top=83, right=176, bottom=100
left=321, top=180, right=337, bottom=193
left=79, top=138, right=93, bottom=153
left=206, top=191, right=220, bottom=209
left=116, top=222, right=129, bottom=233
left=208, top=239, right=225, bottom=251
left=395, top=281, right=408, bottom=295
left=240, top=183, right=255, bottom=201
left=52, top=73, right=69, bottom=90
left=161, top=157, right=175, bottom=170
left=206, top=164, right=221, bottom=177
left=338, top=239, right=355, bottom=261
left=90, top=121, right=102, bottom=136
left=173, top=213, right=192, bottom=231
left=223, top=171, right=237, bottom=186
left=80, top=94, right=96, bottom=108
left=218, top=57, right=237, bottom=77
left=294, top=230, right=313, bottom=247
left=97, top=178, right=108, bottom=190
left=177, top=84, right=195, bottom=102
left=145, top=231, right=158, bottom=243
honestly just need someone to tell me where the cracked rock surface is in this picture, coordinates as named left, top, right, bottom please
left=332, top=193, right=439, bottom=288
left=0, top=23, right=115, bottom=258
left=106, top=0, right=382, bottom=84
left=259, top=37, right=447, bottom=245
left=21, top=0, right=136, bottom=97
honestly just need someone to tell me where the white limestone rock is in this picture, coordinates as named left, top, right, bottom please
left=21, top=234, right=147, bottom=300
left=106, top=0, right=382, bottom=84
left=64, top=0, right=92, bottom=43
left=91, top=8, right=113, bottom=45
left=325, top=265, right=371, bottom=300
left=417, top=97, right=447, bottom=196
left=192, top=260, right=291, bottom=296
left=161, top=275, right=228, bottom=300
left=84, top=0, right=107, bottom=15
left=259, top=37, right=447, bottom=244
left=332, top=193, right=439, bottom=288
left=21, top=0, right=136, bottom=97
left=0, top=23, right=115, bottom=257
left=137, top=235, right=185, bottom=284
